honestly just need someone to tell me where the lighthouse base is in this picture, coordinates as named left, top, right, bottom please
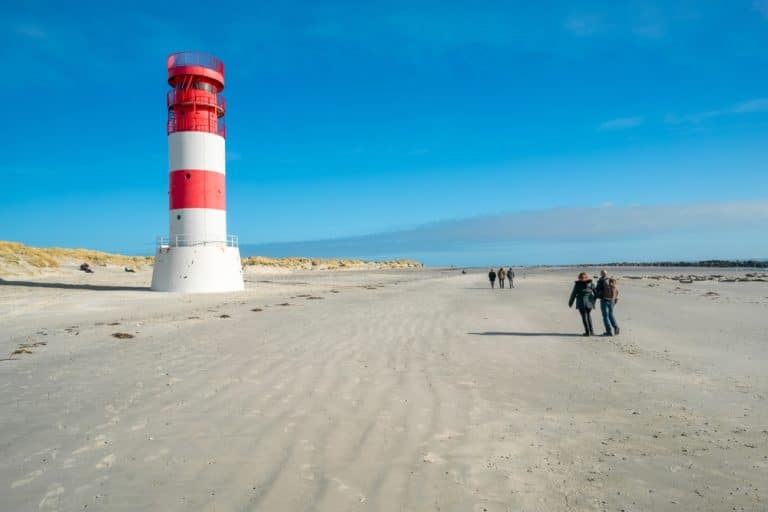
left=151, top=245, right=244, bottom=293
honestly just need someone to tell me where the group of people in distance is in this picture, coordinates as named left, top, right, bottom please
left=569, top=270, right=620, bottom=337
left=487, top=267, right=515, bottom=289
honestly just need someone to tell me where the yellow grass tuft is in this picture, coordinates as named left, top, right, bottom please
left=0, top=241, right=423, bottom=275
left=241, top=255, right=423, bottom=271
left=0, top=241, right=153, bottom=273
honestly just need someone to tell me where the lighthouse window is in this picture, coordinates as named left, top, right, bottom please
left=177, top=82, right=216, bottom=93
left=176, top=214, right=181, bottom=220
left=192, top=82, right=216, bottom=93
left=185, top=173, right=191, bottom=180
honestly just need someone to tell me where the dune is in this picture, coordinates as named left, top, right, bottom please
left=0, top=241, right=153, bottom=276
left=0, top=241, right=423, bottom=278
left=242, top=255, right=422, bottom=272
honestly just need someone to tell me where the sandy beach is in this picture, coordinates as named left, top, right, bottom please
left=1, top=265, right=766, bottom=511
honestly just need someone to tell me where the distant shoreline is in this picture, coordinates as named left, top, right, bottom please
left=451, top=260, right=768, bottom=270
left=564, top=260, right=767, bottom=269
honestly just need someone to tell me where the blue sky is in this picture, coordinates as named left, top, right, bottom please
left=2, top=1, right=767, bottom=265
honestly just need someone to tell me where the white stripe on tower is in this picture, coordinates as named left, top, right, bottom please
left=168, top=131, right=227, bottom=243
left=168, top=131, right=225, bottom=174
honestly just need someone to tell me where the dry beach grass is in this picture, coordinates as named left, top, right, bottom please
left=0, top=241, right=153, bottom=275
left=242, top=255, right=423, bottom=271
left=0, top=241, right=422, bottom=277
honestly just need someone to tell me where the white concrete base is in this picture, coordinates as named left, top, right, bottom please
left=151, top=245, right=244, bottom=293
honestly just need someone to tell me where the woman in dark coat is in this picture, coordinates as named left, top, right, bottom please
left=568, top=272, right=596, bottom=336
left=488, top=269, right=497, bottom=288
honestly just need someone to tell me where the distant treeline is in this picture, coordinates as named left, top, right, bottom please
left=597, top=260, right=768, bottom=268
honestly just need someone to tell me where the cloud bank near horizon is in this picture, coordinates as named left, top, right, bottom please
left=242, top=199, right=768, bottom=264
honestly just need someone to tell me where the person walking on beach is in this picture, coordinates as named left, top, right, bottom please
left=497, top=267, right=506, bottom=289
left=508, top=267, right=515, bottom=288
left=488, top=268, right=497, bottom=288
left=603, top=278, right=620, bottom=336
left=568, top=272, right=596, bottom=336
left=595, top=270, right=621, bottom=336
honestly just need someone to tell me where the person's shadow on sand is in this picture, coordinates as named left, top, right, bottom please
left=0, top=279, right=151, bottom=292
left=469, top=331, right=583, bottom=337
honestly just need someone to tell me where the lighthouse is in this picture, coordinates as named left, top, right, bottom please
left=151, top=52, right=244, bottom=293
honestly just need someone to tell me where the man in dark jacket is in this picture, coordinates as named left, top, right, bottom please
left=594, top=270, right=608, bottom=298
left=488, top=269, right=497, bottom=288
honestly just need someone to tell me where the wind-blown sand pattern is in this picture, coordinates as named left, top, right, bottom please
left=1, top=266, right=766, bottom=511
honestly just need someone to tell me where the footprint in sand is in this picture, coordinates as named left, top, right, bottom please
left=72, top=434, right=109, bottom=455
left=251, top=308, right=263, bottom=312
left=95, top=453, right=115, bottom=469
left=11, top=468, right=44, bottom=488
left=330, top=477, right=367, bottom=503
left=301, top=463, right=316, bottom=481
left=38, top=483, right=65, bottom=510
left=423, top=452, right=446, bottom=464
left=144, top=448, right=169, bottom=462
left=130, top=421, right=147, bottom=431
left=434, top=430, right=464, bottom=441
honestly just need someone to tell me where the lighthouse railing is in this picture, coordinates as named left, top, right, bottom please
left=167, top=89, right=225, bottom=113
left=156, top=235, right=238, bottom=249
left=167, top=112, right=226, bottom=136
left=167, top=52, right=224, bottom=74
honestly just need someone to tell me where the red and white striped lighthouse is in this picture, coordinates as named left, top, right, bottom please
left=151, top=52, right=244, bottom=292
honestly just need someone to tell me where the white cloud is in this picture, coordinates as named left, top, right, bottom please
left=755, top=0, right=768, bottom=19
left=732, top=98, right=768, bottom=113
left=599, top=116, right=643, bottom=130
left=666, top=98, right=768, bottom=124
left=632, top=23, right=665, bottom=39
left=15, top=23, right=48, bottom=39
left=246, top=200, right=768, bottom=255
left=564, top=10, right=665, bottom=41
left=565, top=16, right=602, bottom=37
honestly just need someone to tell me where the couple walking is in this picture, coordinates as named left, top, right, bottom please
left=488, top=267, right=515, bottom=289
left=568, top=270, right=620, bottom=337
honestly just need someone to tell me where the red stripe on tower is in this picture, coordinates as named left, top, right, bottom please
left=169, top=170, right=226, bottom=210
